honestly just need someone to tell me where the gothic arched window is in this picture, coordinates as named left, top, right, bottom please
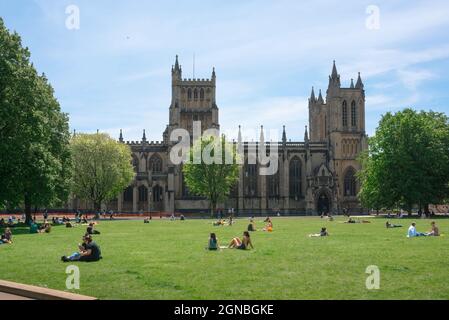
left=267, top=165, right=280, bottom=198
left=351, top=101, right=357, bottom=127
left=200, top=88, right=205, bottom=100
left=289, top=157, right=302, bottom=199
left=132, top=156, right=139, bottom=173
left=344, top=167, right=357, bottom=197
left=187, top=88, right=192, bottom=101
left=342, top=101, right=348, bottom=127
left=244, top=163, right=258, bottom=197
left=149, top=154, right=163, bottom=173
left=194, top=89, right=198, bottom=100
left=124, top=186, right=133, bottom=202
left=138, top=185, right=148, bottom=202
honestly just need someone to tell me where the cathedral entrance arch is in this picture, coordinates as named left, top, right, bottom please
left=316, top=191, right=331, bottom=215
left=152, top=185, right=164, bottom=212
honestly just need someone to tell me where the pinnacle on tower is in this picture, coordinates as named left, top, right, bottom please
left=142, top=129, right=147, bottom=143
left=212, top=67, right=216, bottom=79
left=350, top=78, right=355, bottom=89
left=282, top=125, right=287, bottom=143
left=260, top=125, right=265, bottom=145
left=304, top=125, right=309, bottom=143
left=331, top=60, right=338, bottom=79
left=310, top=87, right=316, bottom=102
left=355, top=72, right=364, bottom=89
left=318, top=89, right=324, bottom=104
left=174, top=55, right=180, bottom=70
left=238, top=125, right=242, bottom=144
left=119, top=129, right=123, bottom=142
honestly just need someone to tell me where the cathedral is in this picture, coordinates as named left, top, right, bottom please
left=73, top=56, right=368, bottom=215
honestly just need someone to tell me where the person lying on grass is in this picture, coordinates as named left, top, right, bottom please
left=213, top=219, right=226, bottom=226
left=386, top=221, right=403, bottom=228
left=1, top=228, right=13, bottom=244
left=207, top=233, right=220, bottom=251
left=426, top=221, right=440, bottom=237
left=38, top=220, right=52, bottom=233
left=61, top=234, right=102, bottom=262
left=86, top=223, right=101, bottom=235
left=345, top=218, right=371, bottom=224
left=229, top=231, right=254, bottom=250
left=309, top=227, right=329, bottom=237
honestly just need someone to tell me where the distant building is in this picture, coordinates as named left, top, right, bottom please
left=71, top=57, right=368, bottom=215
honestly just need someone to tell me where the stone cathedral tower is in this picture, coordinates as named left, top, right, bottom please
left=309, top=61, right=368, bottom=211
left=165, top=55, right=219, bottom=142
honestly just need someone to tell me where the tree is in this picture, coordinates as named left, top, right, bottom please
left=70, top=133, right=135, bottom=211
left=358, top=109, right=449, bottom=213
left=0, top=18, right=72, bottom=223
left=183, top=135, right=240, bottom=215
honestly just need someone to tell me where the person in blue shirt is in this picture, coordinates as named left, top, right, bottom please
left=407, top=223, right=427, bottom=237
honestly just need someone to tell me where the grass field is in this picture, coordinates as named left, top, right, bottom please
left=1, top=216, right=449, bottom=300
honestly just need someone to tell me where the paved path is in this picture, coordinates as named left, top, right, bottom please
left=0, top=292, right=33, bottom=300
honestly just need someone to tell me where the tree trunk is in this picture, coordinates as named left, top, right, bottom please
left=24, top=193, right=32, bottom=225
left=210, top=199, right=217, bottom=218
left=94, top=201, right=102, bottom=212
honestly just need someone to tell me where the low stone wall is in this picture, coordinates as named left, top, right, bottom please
left=0, top=280, right=97, bottom=300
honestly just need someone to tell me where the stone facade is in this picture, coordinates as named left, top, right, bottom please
left=72, top=57, right=368, bottom=215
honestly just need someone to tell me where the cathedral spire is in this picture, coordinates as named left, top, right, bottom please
left=142, top=129, right=147, bottom=143
left=355, top=72, right=364, bottom=89
left=119, top=129, right=123, bottom=142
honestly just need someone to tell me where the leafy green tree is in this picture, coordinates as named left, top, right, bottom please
left=358, top=109, right=449, bottom=213
left=70, top=133, right=135, bottom=211
left=183, top=136, right=240, bottom=215
left=0, top=18, right=72, bottom=223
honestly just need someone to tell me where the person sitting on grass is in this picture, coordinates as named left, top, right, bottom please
left=386, top=221, right=402, bottom=228
left=61, top=234, right=102, bottom=263
left=87, top=223, right=100, bottom=235
left=207, top=233, right=220, bottom=251
left=426, top=221, right=440, bottom=237
left=29, top=221, right=39, bottom=234
left=407, top=222, right=427, bottom=238
left=309, top=227, right=329, bottom=237
left=144, top=218, right=150, bottom=224
left=248, top=219, right=257, bottom=232
left=1, top=228, right=13, bottom=244
left=262, top=220, right=273, bottom=232
left=38, top=221, right=52, bottom=234
left=228, top=231, right=254, bottom=250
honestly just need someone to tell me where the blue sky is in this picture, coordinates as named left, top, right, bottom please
left=1, top=0, right=449, bottom=142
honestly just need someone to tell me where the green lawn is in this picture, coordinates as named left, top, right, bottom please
left=1, top=216, right=449, bottom=300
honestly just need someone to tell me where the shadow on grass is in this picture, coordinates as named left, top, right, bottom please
left=0, top=224, right=65, bottom=236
